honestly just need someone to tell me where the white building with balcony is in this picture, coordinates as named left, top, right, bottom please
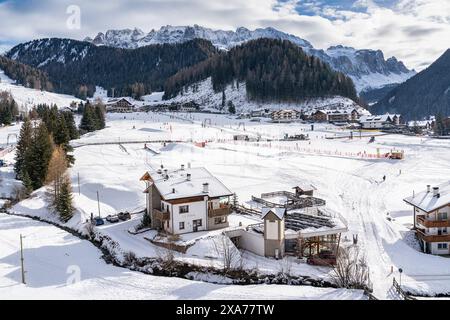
left=404, top=182, right=450, bottom=255
left=141, top=166, right=233, bottom=235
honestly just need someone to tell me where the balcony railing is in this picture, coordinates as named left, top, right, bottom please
left=208, top=204, right=231, bottom=218
left=417, top=229, right=450, bottom=242
left=153, top=208, right=170, bottom=221
left=417, top=216, right=450, bottom=228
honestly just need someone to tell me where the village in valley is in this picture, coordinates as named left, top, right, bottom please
left=1, top=88, right=449, bottom=300
left=1, top=2, right=450, bottom=302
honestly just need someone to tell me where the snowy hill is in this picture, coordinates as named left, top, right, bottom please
left=149, top=77, right=366, bottom=115
left=85, top=25, right=415, bottom=92
left=0, top=67, right=81, bottom=111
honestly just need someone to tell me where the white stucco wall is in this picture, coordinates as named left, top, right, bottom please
left=431, top=242, right=450, bottom=255
left=266, top=220, right=279, bottom=240
left=240, top=231, right=265, bottom=256
left=166, top=200, right=207, bottom=235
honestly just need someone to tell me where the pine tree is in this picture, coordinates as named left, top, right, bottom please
left=79, top=104, right=96, bottom=132
left=21, top=171, right=33, bottom=196
left=63, top=111, right=79, bottom=140
left=221, top=90, right=226, bottom=110
left=56, top=174, right=74, bottom=222
left=14, top=118, right=33, bottom=178
left=94, top=105, right=106, bottom=130
left=28, top=123, right=53, bottom=189
left=227, top=101, right=236, bottom=114
left=53, top=114, right=70, bottom=146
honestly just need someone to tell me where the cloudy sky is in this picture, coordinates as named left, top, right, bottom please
left=0, top=0, right=449, bottom=70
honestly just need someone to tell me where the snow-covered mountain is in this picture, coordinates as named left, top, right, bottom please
left=85, top=25, right=416, bottom=92
left=84, top=25, right=313, bottom=50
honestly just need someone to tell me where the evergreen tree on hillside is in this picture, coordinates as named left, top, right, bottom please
left=228, top=101, right=236, bottom=114
left=28, top=123, right=53, bottom=189
left=79, top=103, right=96, bottom=132
left=94, top=105, right=106, bottom=130
left=14, top=119, right=33, bottom=178
left=56, top=174, right=74, bottom=222
left=62, top=111, right=79, bottom=140
left=21, top=171, right=33, bottom=196
left=53, top=114, right=70, bottom=146
left=54, top=114, right=75, bottom=165
left=0, top=92, right=19, bottom=126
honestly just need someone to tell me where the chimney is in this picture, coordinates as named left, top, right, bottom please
left=172, top=188, right=176, bottom=194
left=433, top=187, right=440, bottom=198
left=181, top=164, right=185, bottom=171
left=427, top=185, right=431, bottom=193
left=203, top=183, right=209, bottom=194
left=187, top=173, right=191, bottom=181
left=188, top=162, right=191, bottom=169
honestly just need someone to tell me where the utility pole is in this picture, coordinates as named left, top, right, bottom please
left=96, top=191, right=101, bottom=218
left=20, top=234, right=26, bottom=285
left=77, top=173, right=81, bottom=195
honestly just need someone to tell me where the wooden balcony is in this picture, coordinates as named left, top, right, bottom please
left=153, top=208, right=170, bottom=221
left=417, top=229, right=450, bottom=243
left=417, top=216, right=450, bottom=228
left=208, top=205, right=231, bottom=218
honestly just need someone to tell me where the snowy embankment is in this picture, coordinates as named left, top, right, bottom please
left=7, top=112, right=450, bottom=299
left=149, top=78, right=363, bottom=114
left=0, top=68, right=81, bottom=111
left=0, top=213, right=366, bottom=300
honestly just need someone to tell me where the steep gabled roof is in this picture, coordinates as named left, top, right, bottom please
left=404, top=181, right=450, bottom=213
left=261, top=207, right=286, bottom=220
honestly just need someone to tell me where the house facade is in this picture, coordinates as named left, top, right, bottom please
left=141, top=166, right=233, bottom=235
left=359, top=114, right=402, bottom=129
left=404, top=182, right=450, bottom=255
left=106, top=98, right=135, bottom=113
left=271, top=110, right=301, bottom=122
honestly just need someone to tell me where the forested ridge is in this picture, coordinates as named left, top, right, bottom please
left=164, top=39, right=358, bottom=102
left=6, top=38, right=218, bottom=99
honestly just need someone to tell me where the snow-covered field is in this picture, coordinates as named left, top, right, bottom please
left=3, top=111, right=450, bottom=299
left=0, top=68, right=81, bottom=111
left=0, top=213, right=365, bottom=300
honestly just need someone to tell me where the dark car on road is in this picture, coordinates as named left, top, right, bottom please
left=118, top=212, right=132, bottom=221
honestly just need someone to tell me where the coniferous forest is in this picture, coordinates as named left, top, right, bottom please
left=0, top=55, right=53, bottom=91
left=6, top=38, right=217, bottom=99
left=164, top=39, right=358, bottom=103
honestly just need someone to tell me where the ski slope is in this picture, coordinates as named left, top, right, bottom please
left=0, top=68, right=81, bottom=111
left=7, top=112, right=450, bottom=299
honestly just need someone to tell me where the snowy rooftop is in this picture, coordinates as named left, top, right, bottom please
left=359, top=114, right=401, bottom=123
left=261, top=207, right=286, bottom=220
left=145, top=167, right=233, bottom=201
left=404, top=181, right=450, bottom=213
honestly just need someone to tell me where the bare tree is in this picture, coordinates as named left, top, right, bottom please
left=277, top=258, right=293, bottom=277
left=330, top=245, right=370, bottom=290
left=211, top=235, right=242, bottom=274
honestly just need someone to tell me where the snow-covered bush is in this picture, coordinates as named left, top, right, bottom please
left=330, top=245, right=370, bottom=290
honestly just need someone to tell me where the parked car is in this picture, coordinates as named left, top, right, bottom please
left=106, top=215, right=120, bottom=223
left=118, top=212, right=131, bottom=221
left=91, top=217, right=105, bottom=226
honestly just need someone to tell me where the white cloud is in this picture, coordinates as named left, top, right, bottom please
left=0, top=0, right=448, bottom=70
